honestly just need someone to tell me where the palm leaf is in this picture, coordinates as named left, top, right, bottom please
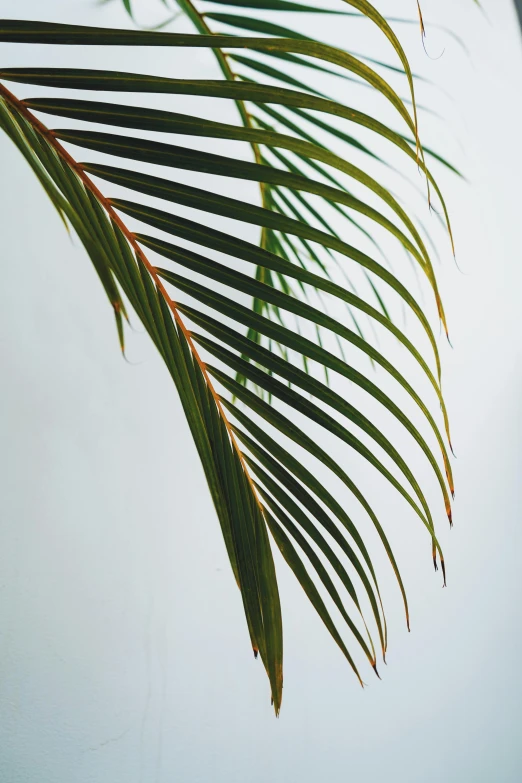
left=0, top=3, right=464, bottom=712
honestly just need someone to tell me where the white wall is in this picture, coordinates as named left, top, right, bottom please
left=1, top=1, right=522, bottom=781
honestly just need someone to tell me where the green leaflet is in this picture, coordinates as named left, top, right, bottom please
left=56, top=127, right=439, bottom=302
left=4, top=64, right=455, bottom=257
left=263, top=506, right=364, bottom=682
left=80, top=172, right=431, bottom=380
left=203, top=0, right=356, bottom=13
left=137, top=232, right=451, bottom=486
left=229, top=413, right=389, bottom=655
left=205, top=11, right=425, bottom=81
left=195, top=335, right=438, bottom=533
left=28, top=98, right=438, bottom=279
left=0, top=23, right=418, bottom=135
left=112, top=198, right=442, bottom=380
left=172, top=300, right=452, bottom=511
left=252, top=467, right=378, bottom=668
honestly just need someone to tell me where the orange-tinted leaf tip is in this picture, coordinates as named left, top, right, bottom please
left=441, top=558, right=447, bottom=588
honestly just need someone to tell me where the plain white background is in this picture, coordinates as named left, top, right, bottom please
left=1, top=1, right=522, bottom=781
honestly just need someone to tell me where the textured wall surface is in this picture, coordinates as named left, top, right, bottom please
left=1, top=1, right=522, bottom=782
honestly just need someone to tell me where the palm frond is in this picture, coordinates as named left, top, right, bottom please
left=0, top=4, right=463, bottom=713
